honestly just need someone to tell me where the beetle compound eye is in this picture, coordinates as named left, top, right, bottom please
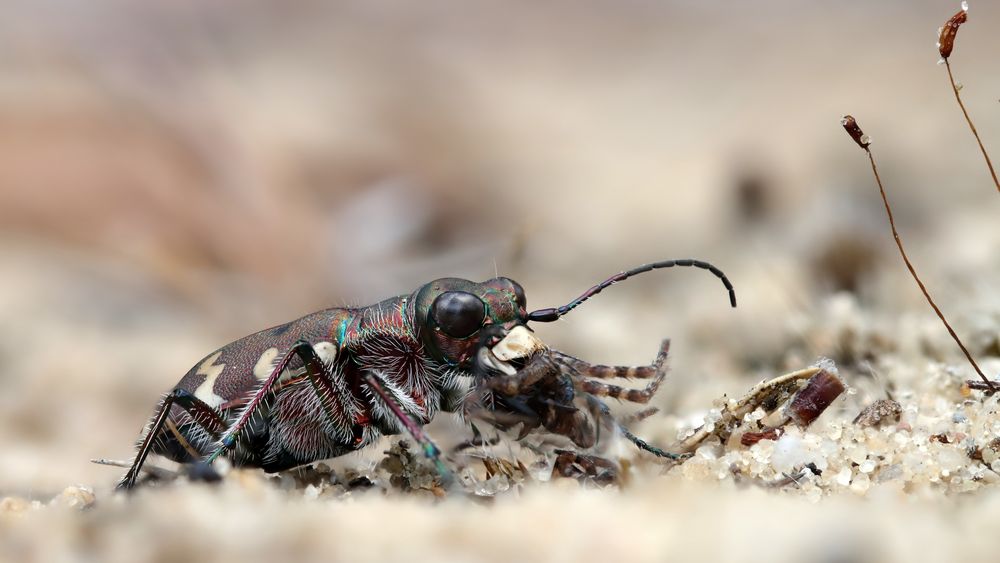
left=496, top=277, right=527, bottom=311
left=431, top=291, right=486, bottom=338
left=511, top=281, right=527, bottom=310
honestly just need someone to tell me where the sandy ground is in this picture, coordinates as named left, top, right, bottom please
left=1, top=1, right=999, bottom=561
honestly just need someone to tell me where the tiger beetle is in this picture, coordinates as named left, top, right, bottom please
left=115, top=259, right=736, bottom=490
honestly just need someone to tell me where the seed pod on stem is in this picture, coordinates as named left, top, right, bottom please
left=841, top=115, right=997, bottom=391
left=937, top=3, right=967, bottom=60
left=841, top=115, right=870, bottom=149
left=936, top=2, right=999, bottom=193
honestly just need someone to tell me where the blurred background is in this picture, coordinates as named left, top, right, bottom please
left=0, top=0, right=998, bottom=496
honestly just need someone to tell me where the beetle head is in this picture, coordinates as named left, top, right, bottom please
left=412, top=277, right=541, bottom=370
left=412, top=259, right=737, bottom=374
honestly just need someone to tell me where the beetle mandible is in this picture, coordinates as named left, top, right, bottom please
left=116, top=259, right=736, bottom=490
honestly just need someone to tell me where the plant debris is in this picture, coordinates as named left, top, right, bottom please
left=853, top=399, right=903, bottom=428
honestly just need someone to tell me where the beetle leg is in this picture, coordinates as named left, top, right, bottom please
left=551, top=340, right=670, bottom=380
left=203, top=339, right=338, bottom=466
left=361, top=372, right=454, bottom=489
left=117, top=389, right=225, bottom=491
left=173, top=388, right=228, bottom=435
left=200, top=341, right=455, bottom=487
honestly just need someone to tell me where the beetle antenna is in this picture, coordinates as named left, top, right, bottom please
left=526, top=259, right=736, bottom=322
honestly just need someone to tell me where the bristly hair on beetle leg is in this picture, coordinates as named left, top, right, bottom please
left=841, top=115, right=997, bottom=392
left=362, top=372, right=455, bottom=489
left=527, top=259, right=736, bottom=323
left=936, top=2, right=999, bottom=193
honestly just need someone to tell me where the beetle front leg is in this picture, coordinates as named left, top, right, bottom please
left=361, top=372, right=454, bottom=489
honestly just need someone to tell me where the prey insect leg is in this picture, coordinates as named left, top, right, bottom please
left=568, top=342, right=688, bottom=460
left=480, top=353, right=562, bottom=397
left=582, top=384, right=689, bottom=460
left=561, top=340, right=668, bottom=403
left=552, top=449, right=620, bottom=485
left=575, top=376, right=665, bottom=404
left=551, top=340, right=670, bottom=380
left=464, top=398, right=542, bottom=435
left=617, top=425, right=690, bottom=461
left=117, top=389, right=226, bottom=491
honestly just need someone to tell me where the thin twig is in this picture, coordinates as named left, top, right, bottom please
left=944, top=59, right=1000, bottom=193
left=965, top=380, right=1000, bottom=394
left=859, top=140, right=996, bottom=391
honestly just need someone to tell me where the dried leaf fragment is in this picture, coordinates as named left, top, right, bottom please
left=785, top=369, right=846, bottom=427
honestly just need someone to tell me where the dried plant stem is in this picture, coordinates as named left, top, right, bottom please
left=944, top=59, right=1000, bottom=193
left=864, top=148, right=996, bottom=390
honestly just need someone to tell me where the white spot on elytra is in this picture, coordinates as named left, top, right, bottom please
left=193, top=351, right=226, bottom=408
left=254, top=347, right=280, bottom=381
left=314, top=342, right=337, bottom=366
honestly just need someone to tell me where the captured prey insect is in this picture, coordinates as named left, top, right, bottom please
left=115, top=259, right=736, bottom=490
